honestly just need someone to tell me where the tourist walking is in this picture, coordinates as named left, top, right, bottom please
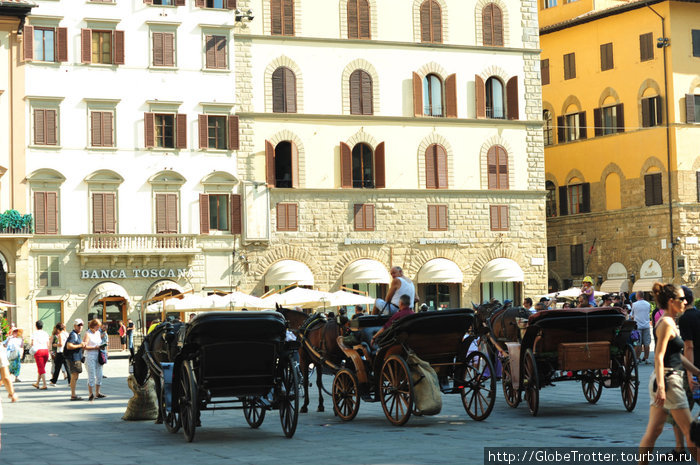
left=49, top=323, right=69, bottom=385
left=30, top=321, right=50, bottom=390
left=118, top=320, right=127, bottom=351
left=83, top=319, right=106, bottom=401
left=3, top=328, right=23, bottom=382
left=631, top=292, right=652, bottom=363
left=0, top=341, right=18, bottom=451
left=64, top=319, right=85, bottom=401
left=126, top=319, right=135, bottom=358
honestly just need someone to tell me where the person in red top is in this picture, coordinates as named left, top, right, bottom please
left=371, top=294, right=414, bottom=347
left=118, top=320, right=127, bottom=351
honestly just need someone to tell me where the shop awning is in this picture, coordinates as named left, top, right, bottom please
left=342, top=259, right=391, bottom=284
left=417, top=258, right=463, bottom=283
left=600, top=279, right=629, bottom=294
left=632, top=278, right=662, bottom=293
left=480, top=258, right=524, bottom=283
left=144, top=279, right=185, bottom=302
left=265, top=260, right=314, bottom=286
left=87, top=282, right=131, bottom=310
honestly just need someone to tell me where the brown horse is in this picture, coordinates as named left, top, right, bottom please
left=473, top=302, right=531, bottom=359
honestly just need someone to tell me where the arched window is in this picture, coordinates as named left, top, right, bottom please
left=271, top=67, right=297, bottom=113
left=270, top=0, right=294, bottom=36
left=545, top=180, right=557, bottom=217
left=420, top=0, right=442, bottom=43
left=425, top=144, right=448, bottom=189
left=347, top=0, right=371, bottom=39
left=485, top=77, right=504, bottom=119
left=352, top=143, right=374, bottom=188
left=349, top=69, right=373, bottom=115
left=275, top=141, right=293, bottom=188
left=543, top=109, right=553, bottom=146
left=423, top=74, right=443, bottom=117
left=487, top=145, right=508, bottom=189
left=482, top=3, right=503, bottom=46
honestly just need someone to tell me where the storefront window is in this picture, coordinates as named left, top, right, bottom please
left=481, top=281, right=522, bottom=305
left=422, top=283, right=457, bottom=310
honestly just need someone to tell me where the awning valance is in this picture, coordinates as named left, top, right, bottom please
left=632, top=278, right=663, bottom=293
left=600, top=279, right=629, bottom=294
left=417, top=258, right=463, bottom=283
left=342, top=259, right=391, bottom=284
left=87, top=281, right=131, bottom=310
left=480, top=258, right=524, bottom=283
left=265, top=260, right=314, bottom=286
left=144, top=279, right=185, bottom=302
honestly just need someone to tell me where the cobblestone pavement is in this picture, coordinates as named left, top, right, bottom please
left=0, top=355, right=674, bottom=465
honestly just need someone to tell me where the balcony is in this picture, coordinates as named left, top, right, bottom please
left=0, top=225, right=33, bottom=238
left=78, top=234, right=201, bottom=261
left=0, top=210, right=33, bottom=238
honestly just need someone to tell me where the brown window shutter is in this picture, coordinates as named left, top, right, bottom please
left=593, top=108, right=602, bottom=137
left=46, top=192, right=58, bottom=234
left=413, top=72, right=423, bottom=117
left=644, top=175, right=654, bottom=206
left=176, top=0, right=185, bottom=5
left=81, top=29, right=92, bottom=63
left=374, top=142, right=385, bottom=188
left=216, top=36, right=227, bottom=69
left=291, top=141, right=299, bottom=188
left=360, top=71, right=373, bottom=115
left=227, top=0, right=236, bottom=9
left=436, top=145, right=448, bottom=188
left=198, top=114, right=208, bottom=149
left=277, top=203, right=287, bottom=230
left=578, top=111, right=587, bottom=139
left=153, top=32, right=164, bottom=66
left=366, top=204, right=375, bottom=230
left=91, top=111, right=102, bottom=146
left=113, top=30, right=125, bottom=65
left=45, top=110, right=57, bottom=145
left=166, top=193, right=178, bottom=233
left=155, top=193, right=166, bottom=233
left=57, top=28, right=68, bottom=62
left=144, top=113, right=155, bottom=148
left=475, top=75, right=486, bottom=118
left=104, top=193, right=115, bottom=233
left=285, top=68, right=297, bottom=113
left=420, top=1, right=431, bottom=42
left=493, top=4, right=503, bottom=46
left=340, top=142, right=352, bottom=188
left=228, top=115, right=239, bottom=150
left=641, top=99, right=651, bottom=128
left=500, top=206, right=509, bottom=230
left=163, top=33, right=174, bottom=67
left=34, top=192, right=46, bottom=234
left=506, top=76, right=518, bottom=120
left=483, top=4, right=493, bottom=46
left=205, top=35, right=215, bottom=69
left=582, top=183, right=591, bottom=212
left=265, top=140, right=275, bottom=187
left=654, top=96, right=663, bottom=124
left=195, top=0, right=205, bottom=6
left=489, top=205, right=499, bottom=230
left=497, top=146, right=508, bottom=189
left=230, top=194, right=242, bottom=234
left=445, top=74, right=457, bottom=118
left=686, top=94, right=696, bottom=123
left=431, top=1, right=442, bottom=43
left=353, top=204, right=364, bottom=230
left=541, top=59, right=549, bottom=85
left=425, top=145, right=436, bottom=189
left=23, top=25, right=33, bottom=61
left=103, top=112, right=113, bottom=147
left=34, top=109, right=45, bottom=145
left=348, top=0, right=358, bottom=38
left=144, top=0, right=152, bottom=4
left=199, top=193, right=210, bottom=234
left=558, top=186, right=568, bottom=215
left=349, top=70, right=361, bottom=115
left=487, top=147, right=497, bottom=189
left=616, top=103, right=625, bottom=132
left=272, top=67, right=285, bottom=112
left=438, top=205, right=447, bottom=230
left=557, top=115, right=565, bottom=143
left=93, top=193, right=104, bottom=233
left=427, top=205, right=437, bottom=230
left=288, top=203, right=298, bottom=230
left=359, top=0, right=371, bottom=39
left=283, top=0, right=294, bottom=36
left=271, top=0, right=282, bottom=35
left=176, top=113, right=187, bottom=149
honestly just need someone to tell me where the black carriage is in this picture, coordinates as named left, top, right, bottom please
left=497, top=307, right=639, bottom=416
left=142, top=311, right=300, bottom=442
left=331, top=309, right=496, bottom=426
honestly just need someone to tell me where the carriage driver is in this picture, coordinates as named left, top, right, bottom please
left=372, top=267, right=417, bottom=315
left=371, top=294, right=415, bottom=347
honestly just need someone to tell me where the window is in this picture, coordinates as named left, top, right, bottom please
left=34, top=191, right=59, bottom=235
left=644, top=173, right=663, bottom=206
left=207, top=117, right=226, bottom=149
left=545, top=181, right=557, bottom=217
left=640, top=32, right=654, bottom=62
left=600, top=42, right=613, bottom=71
left=205, top=35, right=227, bottom=69
left=152, top=32, right=175, bottom=67
left=92, top=192, right=116, bottom=233
left=354, top=204, right=375, bottom=231
left=557, top=111, right=587, bottom=143
left=693, top=30, right=700, bottom=58
left=199, top=193, right=241, bottom=234
left=686, top=94, right=700, bottom=123
left=90, top=111, right=114, bottom=147
left=642, top=96, right=662, bottom=127
left=271, top=0, right=294, bottom=36
left=419, top=0, right=442, bottom=43
left=272, top=67, right=297, bottom=113
left=543, top=0, right=557, bottom=8
left=594, top=104, right=624, bottom=136
left=489, top=205, right=509, bottom=231
left=543, top=110, right=554, bottom=146
left=352, top=143, right=374, bottom=188
left=155, top=193, right=178, bottom=233
left=152, top=0, right=175, bottom=5
left=427, top=204, right=447, bottom=231
left=487, top=145, right=508, bottom=189
left=570, top=244, right=584, bottom=276
left=193, top=0, right=235, bottom=8
left=547, top=246, right=556, bottom=262
left=485, top=77, right=504, bottom=119
left=155, top=114, right=174, bottom=148
left=340, top=141, right=385, bottom=189
left=276, top=203, right=298, bottom=231
left=198, top=114, right=239, bottom=150
left=209, top=195, right=229, bottom=230
left=349, top=69, right=373, bottom=115
left=541, top=59, right=550, bottom=85
left=563, top=52, right=576, bottom=80
left=144, top=113, right=187, bottom=149
left=38, top=256, right=60, bottom=288
left=265, top=140, right=298, bottom=188
left=423, top=74, right=443, bottom=117
left=33, top=108, right=58, bottom=146
left=482, top=4, right=503, bottom=47
left=347, top=0, right=371, bottom=39
left=81, top=29, right=124, bottom=65
left=24, top=26, right=67, bottom=62
left=558, top=183, right=589, bottom=215
left=425, top=144, right=448, bottom=189
left=34, top=27, right=54, bottom=61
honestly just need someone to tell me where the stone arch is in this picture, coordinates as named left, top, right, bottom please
left=474, top=0, right=510, bottom=47
left=346, top=128, right=379, bottom=149
left=544, top=172, right=559, bottom=187
left=479, top=135, right=514, bottom=190
left=564, top=168, right=585, bottom=185
left=417, top=132, right=455, bottom=189
left=640, top=156, right=666, bottom=177
left=341, top=59, right=380, bottom=115
left=598, top=86, right=621, bottom=108
left=548, top=268, right=563, bottom=292
left=339, top=0, right=378, bottom=40
left=599, top=162, right=625, bottom=184
left=413, top=0, right=449, bottom=44
left=478, top=65, right=510, bottom=83
left=329, top=248, right=392, bottom=291
left=561, top=95, right=582, bottom=115
left=262, top=0, right=302, bottom=36
left=403, top=248, right=467, bottom=283
left=264, top=56, right=304, bottom=113
left=266, top=129, right=307, bottom=188
left=249, top=245, right=322, bottom=288
left=542, top=100, right=555, bottom=114
left=415, top=61, right=448, bottom=81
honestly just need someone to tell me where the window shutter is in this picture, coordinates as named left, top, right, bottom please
left=163, top=33, right=174, bottom=67
left=155, top=193, right=166, bottom=233
left=288, top=203, right=298, bottom=230
left=506, top=76, right=518, bottom=120
left=198, top=114, right=208, bottom=149
left=641, top=98, right=651, bottom=128
left=654, top=96, right=663, bottom=124
left=348, top=0, right=358, bottom=39
left=271, top=0, right=282, bottom=35
left=340, top=142, right=352, bottom=188
left=176, top=113, right=187, bottom=149
left=285, top=68, right=297, bottom=113
left=582, top=183, right=591, bottom=213
left=431, top=1, right=442, bottom=43
left=104, top=193, right=115, bottom=233
left=265, top=140, right=275, bottom=187
left=541, top=59, right=549, bottom=85
left=425, top=145, right=436, bottom=189
left=616, top=103, right=625, bottom=132
left=497, top=146, right=508, bottom=189
left=354, top=204, right=364, bottom=230
left=227, top=0, right=236, bottom=9
left=438, top=205, right=447, bottom=230
left=559, top=186, right=568, bottom=216
left=93, top=193, right=104, bottom=233
left=578, top=111, right=587, bottom=139
left=166, top=193, right=177, bottom=233
left=103, top=111, right=113, bottom=147
left=46, top=192, right=58, bottom=234
left=475, top=75, right=486, bottom=118
left=557, top=115, right=565, bottom=143
left=144, top=0, right=153, bottom=3
left=489, top=205, right=499, bottom=230
left=277, top=203, right=287, bottom=230
left=483, top=4, right=493, bottom=46
left=436, top=144, right=448, bottom=188
left=228, top=115, right=239, bottom=150
left=205, top=35, right=215, bottom=69
left=374, top=142, right=385, bottom=188
left=153, top=32, right=164, bottom=66
left=81, top=29, right=92, bottom=63
left=593, top=108, right=602, bottom=137
left=34, top=109, right=45, bottom=145
left=199, top=193, right=210, bottom=234
left=427, top=205, right=438, bottom=230
left=487, top=146, right=497, bottom=189
left=349, top=70, right=361, bottom=115
left=57, top=28, right=68, bottom=62
left=23, top=25, right=33, bottom=61
left=361, top=71, right=373, bottom=115
left=144, top=113, right=155, bottom=148
left=283, top=0, right=294, bottom=36
left=413, top=72, right=423, bottom=117
left=291, top=141, right=299, bottom=188
left=91, top=111, right=102, bottom=146
left=359, top=0, right=370, bottom=39
left=687, top=94, right=696, bottom=123
left=272, top=68, right=285, bottom=112
left=230, top=194, right=242, bottom=234
left=34, top=192, right=46, bottom=234
left=45, top=110, right=57, bottom=145
left=420, top=1, right=431, bottom=42
left=654, top=173, right=663, bottom=204
left=216, top=36, right=226, bottom=69
left=492, top=4, right=503, bottom=46
left=644, top=175, right=654, bottom=206
left=500, top=206, right=509, bottom=230
left=113, top=30, right=125, bottom=65
left=365, top=204, right=375, bottom=230
left=445, top=74, right=457, bottom=118
left=176, top=0, right=185, bottom=5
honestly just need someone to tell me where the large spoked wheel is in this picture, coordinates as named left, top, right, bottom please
left=332, top=368, right=361, bottom=422
left=161, top=383, right=181, bottom=433
left=582, top=370, right=603, bottom=404
left=502, top=356, right=521, bottom=408
left=460, top=350, right=497, bottom=421
left=243, top=396, right=266, bottom=428
left=279, top=355, right=300, bottom=438
left=523, top=350, right=539, bottom=416
left=179, top=361, right=198, bottom=443
left=379, top=355, right=414, bottom=426
left=621, top=345, right=639, bottom=412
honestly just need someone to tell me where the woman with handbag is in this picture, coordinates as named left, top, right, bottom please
left=30, top=321, right=50, bottom=390
left=83, top=319, right=106, bottom=401
left=3, top=329, right=22, bottom=382
left=49, top=323, right=69, bottom=385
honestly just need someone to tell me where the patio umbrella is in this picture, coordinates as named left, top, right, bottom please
left=262, top=287, right=332, bottom=308
left=320, top=290, right=376, bottom=308
left=537, top=287, right=606, bottom=301
left=215, top=292, right=271, bottom=311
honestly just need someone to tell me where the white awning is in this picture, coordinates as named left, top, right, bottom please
left=600, top=279, right=630, bottom=294
left=87, top=282, right=131, bottom=310
left=480, top=258, right=524, bottom=283
left=144, top=279, right=185, bottom=302
left=342, top=259, right=391, bottom=284
left=417, top=258, right=463, bottom=283
left=632, top=278, right=663, bottom=293
left=265, top=260, right=314, bottom=286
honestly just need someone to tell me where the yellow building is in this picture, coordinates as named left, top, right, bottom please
left=541, top=0, right=700, bottom=294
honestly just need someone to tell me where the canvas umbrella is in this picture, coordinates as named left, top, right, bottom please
left=262, top=287, right=332, bottom=308
left=215, top=291, right=271, bottom=310
left=320, top=290, right=376, bottom=307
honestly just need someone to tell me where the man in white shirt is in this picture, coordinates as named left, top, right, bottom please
left=630, top=292, right=652, bottom=363
left=372, top=267, right=417, bottom=315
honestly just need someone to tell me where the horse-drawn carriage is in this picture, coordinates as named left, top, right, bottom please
left=134, top=311, right=300, bottom=442
left=331, top=309, right=497, bottom=425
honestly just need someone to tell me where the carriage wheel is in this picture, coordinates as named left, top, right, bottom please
left=332, top=368, right=361, bottom=421
left=243, top=397, right=266, bottom=429
left=621, top=345, right=639, bottom=412
left=279, top=355, right=299, bottom=438
left=502, top=356, right=521, bottom=408
left=179, top=361, right=198, bottom=443
left=582, top=370, right=603, bottom=404
left=523, top=350, right=539, bottom=416
left=161, top=383, right=181, bottom=433
left=460, top=351, right=497, bottom=421
left=379, top=355, right=414, bottom=426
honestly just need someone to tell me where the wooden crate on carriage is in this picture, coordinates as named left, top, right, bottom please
left=558, top=341, right=610, bottom=371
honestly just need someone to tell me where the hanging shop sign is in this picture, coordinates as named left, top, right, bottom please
left=80, top=268, right=194, bottom=279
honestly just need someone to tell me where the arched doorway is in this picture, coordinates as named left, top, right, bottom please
left=142, top=279, right=185, bottom=331
left=87, top=282, right=131, bottom=350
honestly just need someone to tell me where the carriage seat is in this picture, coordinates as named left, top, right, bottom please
left=184, top=311, right=287, bottom=345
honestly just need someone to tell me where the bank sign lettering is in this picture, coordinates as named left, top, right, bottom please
left=80, top=268, right=193, bottom=279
